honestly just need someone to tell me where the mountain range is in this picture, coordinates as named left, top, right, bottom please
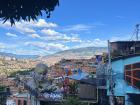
left=0, top=52, right=39, bottom=59
left=38, top=47, right=107, bottom=65
left=0, top=47, right=107, bottom=65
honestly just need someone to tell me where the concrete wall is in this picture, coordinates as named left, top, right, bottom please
left=107, top=56, right=140, bottom=105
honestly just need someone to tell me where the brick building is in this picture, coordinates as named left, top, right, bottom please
left=49, top=58, right=97, bottom=78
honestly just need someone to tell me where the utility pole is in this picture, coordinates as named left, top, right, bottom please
left=133, top=24, right=140, bottom=54
left=108, top=40, right=111, bottom=69
left=108, top=40, right=114, bottom=105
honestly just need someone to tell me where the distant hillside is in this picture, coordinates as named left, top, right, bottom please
left=0, top=52, right=38, bottom=59
left=39, top=47, right=107, bottom=65
left=0, top=47, right=107, bottom=66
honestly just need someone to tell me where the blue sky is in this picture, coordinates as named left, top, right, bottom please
left=0, top=0, right=140, bottom=55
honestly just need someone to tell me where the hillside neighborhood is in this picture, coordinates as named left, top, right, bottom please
left=1, top=41, right=140, bottom=105
left=0, top=0, right=140, bottom=105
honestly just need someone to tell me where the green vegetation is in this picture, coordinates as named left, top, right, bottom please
left=0, top=85, right=6, bottom=92
left=61, top=96, right=88, bottom=105
left=9, top=68, right=34, bottom=77
left=34, top=63, right=48, bottom=74
left=69, top=82, right=78, bottom=94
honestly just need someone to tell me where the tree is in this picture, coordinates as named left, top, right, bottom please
left=61, top=96, right=88, bottom=105
left=0, top=0, right=59, bottom=25
left=35, top=63, right=48, bottom=74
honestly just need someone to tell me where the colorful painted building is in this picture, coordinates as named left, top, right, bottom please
left=107, top=54, right=140, bottom=105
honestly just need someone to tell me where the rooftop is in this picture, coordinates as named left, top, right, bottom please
left=111, top=53, right=140, bottom=62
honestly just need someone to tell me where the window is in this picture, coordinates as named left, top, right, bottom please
left=133, top=70, right=140, bottom=78
left=125, top=76, right=131, bottom=84
left=125, top=65, right=131, bottom=70
left=125, top=71, right=131, bottom=76
left=24, top=100, right=27, bottom=105
left=133, top=79, right=140, bottom=88
left=125, top=65, right=132, bottom=84
left=18, top=100, right=21, bottom=105
left=124, top=62, right=140, bottom=89
left=133, top=63, right=140, bottom=69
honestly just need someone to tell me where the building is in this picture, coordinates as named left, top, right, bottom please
left=9, top=93, right=40, bottom=105
left=107, top=54, right=140, bottom=105
left=0, top=86, right=11, bottom=105
left=111, top=41, right=140, bottom=58
left=49, top=58, right=97, bottom=78
left=0, top=77, right=20, bottom=94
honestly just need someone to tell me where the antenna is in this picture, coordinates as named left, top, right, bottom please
left=136, top=24, right=140, bottom=40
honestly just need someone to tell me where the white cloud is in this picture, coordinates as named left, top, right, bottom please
left=47, top=43, right=69, bottom=50
left=40, top=35, right=81, bottom=42
left=25, top=42, right=46, bottom=49
left=0, top=20, right=110, bottom=55
left=25, top=41, right=69, bottom=52
left=0, top=19, right=58, bottom=34
left=0, top=42, right=19, bottom=53
left=29, top=34, right=41, bottom=38
left=61, top=35, right=81, bottom=42
left=73, top=39, right=107, bottom=48
left=16, top=19, right=57, bottom=28
left=0, top=43, right=18, bottom=49
left=1, top=20, right=82, bottom=43
left=0, top=21, right=36, bottom=33
left=16, top=25, right=36, bottom=33
left=64, top=24, right=93, bottom=31
left=40, top=29, right=81, bottom=42
left=0, top=43, right=6, bottom=49
left=41, top=29, right=61, bottom=36
left=35, top=19, right=57, bottom=28
left=6, top=32, right=17, bottom=37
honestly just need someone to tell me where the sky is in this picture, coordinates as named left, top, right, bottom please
left=0, top=0, right=140, bottom=55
